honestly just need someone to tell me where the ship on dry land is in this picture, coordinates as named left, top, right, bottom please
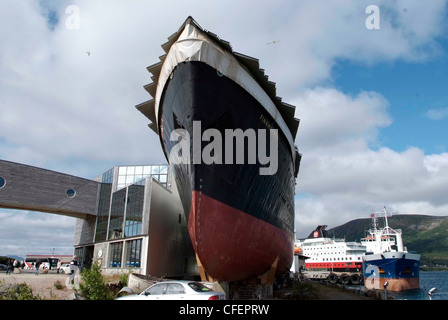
left=137, top=17, right=301, bottom=282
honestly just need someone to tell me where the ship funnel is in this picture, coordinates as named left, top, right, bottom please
left=307, top=225, right=329, bottom=239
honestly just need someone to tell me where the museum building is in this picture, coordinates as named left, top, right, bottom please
left=0, top=160, right=197, bottom=278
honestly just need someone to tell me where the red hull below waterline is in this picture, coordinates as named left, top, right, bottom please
left=364, top=277, right=420, bottom=292
left=188, top=191, right=294, bottom=282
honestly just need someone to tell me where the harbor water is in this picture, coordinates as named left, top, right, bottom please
left=387, top=271, right=448, bottom=300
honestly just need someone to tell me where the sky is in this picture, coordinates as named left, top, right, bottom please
left=1, top=0, right=448, bottom=258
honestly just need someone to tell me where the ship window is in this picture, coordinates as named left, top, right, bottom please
left=0, top=177, right=5, bottom=189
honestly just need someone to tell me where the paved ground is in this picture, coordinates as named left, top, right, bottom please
left=311, top=282, right=372, bottom=300
left=0, top=269, right=76, bottom=300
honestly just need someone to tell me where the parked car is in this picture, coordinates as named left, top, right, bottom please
left=0, top=264, right=7, bottom=271
left=116, top=280, right=226, bottom=300
left=59, top=263, right=71, bottom=274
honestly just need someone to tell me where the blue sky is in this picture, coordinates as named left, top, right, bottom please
left=1, top=0, right=448, bottom=257
left=333, top=47, right=448, bottom=155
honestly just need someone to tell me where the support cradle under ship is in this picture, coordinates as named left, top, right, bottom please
left=136, top=17, right=301, bottom=282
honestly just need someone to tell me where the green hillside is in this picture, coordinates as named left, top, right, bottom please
left=328, top=215, right=448, bottom=266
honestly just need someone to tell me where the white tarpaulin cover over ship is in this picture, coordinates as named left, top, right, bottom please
left=154, top=18, right=297, bottom=161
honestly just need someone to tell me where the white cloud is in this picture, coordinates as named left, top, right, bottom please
left=0, top=210, right=76, bottom=257
left=1, top=0, right=448, bottom=248
left=426, top=107, right=448, bottom=120
left=293, top=87, right=448, bottom=237
left=293, top=88, right=391, bottom=151
left=1, top=0, right=446, bottom=172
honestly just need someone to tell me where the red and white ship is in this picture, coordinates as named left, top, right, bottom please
left=296, top=225, right=366, bottom=284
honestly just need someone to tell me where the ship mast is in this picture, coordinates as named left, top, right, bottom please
left=371, top=212, right=378, bottom=231
left=379, top=206, right=404, bottom=252
left=363, top=206, right=406, bottom=254
left=383, top=206, right=390, bottom=230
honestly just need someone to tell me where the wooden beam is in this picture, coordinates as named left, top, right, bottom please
left=259, top=255, right=279, bottom=284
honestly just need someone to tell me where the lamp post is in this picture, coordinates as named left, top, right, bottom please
left=383, top=281, right=389, bottom=300
left=428, top=287, right=437, bottom=300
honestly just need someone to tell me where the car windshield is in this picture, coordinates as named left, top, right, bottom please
left=188, top=282, right=212, bottom=292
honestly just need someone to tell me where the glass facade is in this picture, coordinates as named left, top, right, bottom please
left=91, top=164, right=169, bottom=270
left=74, top=247, right=84, bottom=270
left=124, top=184, right=144, bottom=237
left=108, top=188, right=127, bottom=240
left=102, top=168, right=114, bottom=184
left=125, top=239, right=142, bottom=268
left=94, top=164, right=169, bottom=243
left=109, top=242, right=123, bottom=268
left=95, top=183, right=112, bottom=242
left=95, top=168, right=114, bottom=242
left=117, top=165, right=168, bottom=190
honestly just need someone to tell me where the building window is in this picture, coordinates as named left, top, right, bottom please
left=109, top=242, right=123, bottom=268
left=95, top=183, right=112, bottom=242
left=108, top=188, right=127, bottom=240
left=117, top=165, right=169, bottom=191
left=0, top=176, right=6, bottom=189
left=125, top=239, right=142, bottom=268
left=102, top=168, right=114, bottom=184
left=66, top=189, right=76, bottom=198
left=124, top=185, right=144, bottom=237
left=74, top=247, right=84, bottom=270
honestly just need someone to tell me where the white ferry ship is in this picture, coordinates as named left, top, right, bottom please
left=295, top=225, right=366, bottom=284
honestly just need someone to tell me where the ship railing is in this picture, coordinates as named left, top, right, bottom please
left=333, top=239, right=349, bottom=243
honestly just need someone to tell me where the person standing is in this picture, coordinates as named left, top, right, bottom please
left=6, top=260, right=13, bottom=275
left=69, top=256, right=78, bottom=283
left=35, top=260, right=41, bottom=276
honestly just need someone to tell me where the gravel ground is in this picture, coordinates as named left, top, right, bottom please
left=1, top=269, right=371, bottom=300
left=0, top=269, right=77, bottom=300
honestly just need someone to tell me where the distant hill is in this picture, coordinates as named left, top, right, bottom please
left=0, top=255, right=25, bottom=265
left=328, top=214, right=448, bottom=266
left=5, top=255, right=25, bottom=261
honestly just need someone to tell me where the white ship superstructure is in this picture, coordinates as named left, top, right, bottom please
left=297, top=225, right=366, bottom=273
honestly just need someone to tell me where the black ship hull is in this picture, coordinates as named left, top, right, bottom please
left=137, top=17, right=301, bottom=282
left=158, top=61, right=296, bottom=281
